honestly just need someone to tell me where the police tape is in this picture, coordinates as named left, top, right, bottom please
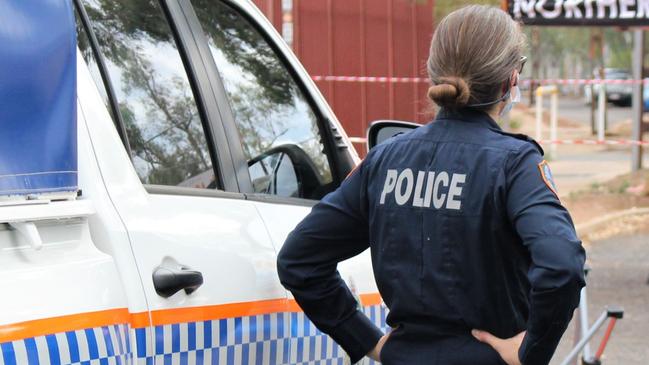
left=311, top=75, right=429, bottom=83
left=521, top=79, right=649, bottom=86
left=311, top=75, right=649, bottom=85
left=538, top=139, right=649, bottom=146
left=347, top=136, right=649, bottom=146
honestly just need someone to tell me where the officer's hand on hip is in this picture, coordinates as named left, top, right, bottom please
left=367, top=333, right=390, bottom=362
left=472, top=329, right=525, bottom=365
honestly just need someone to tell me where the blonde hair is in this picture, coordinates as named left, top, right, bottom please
left=426, top=5, right=526, bottom=111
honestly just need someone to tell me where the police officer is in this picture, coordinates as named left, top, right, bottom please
left=277, top=5, right=585, bottom=365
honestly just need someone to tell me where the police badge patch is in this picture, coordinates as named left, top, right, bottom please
left=538, top=160, right=558, bottom=197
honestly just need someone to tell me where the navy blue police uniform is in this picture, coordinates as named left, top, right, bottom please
left=277, top=108, right=586, bottom=365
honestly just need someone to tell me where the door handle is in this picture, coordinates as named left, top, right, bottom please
left=152, top=265, right=203, bottom=298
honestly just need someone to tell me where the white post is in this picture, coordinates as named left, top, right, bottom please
left=597, top=81, right=606, bottom=141
left=550, top=86, right=558, bottom=159
left=579, top=287, right=593, bottom=362
left=536, top=87, right=543, bottom=142
left=631, top=29, right=644, bottom=171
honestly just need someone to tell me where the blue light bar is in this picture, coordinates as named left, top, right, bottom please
left=0, top=0, right=77, bottom=198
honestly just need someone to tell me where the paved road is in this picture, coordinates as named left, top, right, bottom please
left=523, top=94, right=634, bottom=127
left=550, top=233, right=649, bottom=365
left=551, top=148, right=649, bottom=196
left=514, top=94, right=649, bottom=195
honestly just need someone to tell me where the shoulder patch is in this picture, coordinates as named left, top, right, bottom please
left=538, top=160, right=558, bottom=197
left=492, top=130, right=544, bottom=155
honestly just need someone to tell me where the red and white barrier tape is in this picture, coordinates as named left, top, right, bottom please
left=312, top=75, right=428, bottom=83
left=539, top=139, right=649, bottom=146
left=348, top=137, right=649, bottom=146
left=521, top=79, right=649, bottom=86
left=311, top=75, right=649, bottom=85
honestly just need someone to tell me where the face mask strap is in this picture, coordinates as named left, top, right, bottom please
left=466, top=85, right=511, bottom=108
left=466, top=71, right=518, bottom=108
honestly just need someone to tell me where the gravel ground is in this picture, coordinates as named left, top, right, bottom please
left=550, top=233, right=649, bottom=365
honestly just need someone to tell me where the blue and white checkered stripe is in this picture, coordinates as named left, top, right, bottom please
left=362, top=304, right=389, bottom=334
left=0, top=324, right=131, bottom=365
left=133, top=304, right=387, bottom=365
left=363, top=304, right=389, bottom=365
left=287, top=304, right=388, bottom=365
left=136, top=313, right=292, bottom=365
left=0, top=304, right=387, bottom=365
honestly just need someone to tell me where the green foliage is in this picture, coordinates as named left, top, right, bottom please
left=615, top=179, right=631, bottom=194
left=434, top=0, right=501, bottom=19
left=508, top=116, right=522, bottom=131
left=590, top=181, right=601, bottom=191
left=604, top=29, right=632, bottom=70
left=80, top=0, right=212, bottom=186
left=425, top=1, right=638, bottom=78
left=78, top=0, right=333, bottom=189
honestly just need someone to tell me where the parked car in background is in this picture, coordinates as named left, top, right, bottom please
left=643, top=82, right=649, bottom=112
left=584, top=68, right=633, bottom=106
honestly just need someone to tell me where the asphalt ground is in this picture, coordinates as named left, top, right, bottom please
left=510, top=94, right=649, bottom=196
left=550, top=233, right=649, bottom=365
left=522, top=93, right=634, bottom=127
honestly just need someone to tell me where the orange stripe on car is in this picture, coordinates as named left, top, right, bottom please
left=0, top=293, right=383, bottom=342
left=0, top=308, right=131, bottom=343
left=148, top=298, right=289, bottom=327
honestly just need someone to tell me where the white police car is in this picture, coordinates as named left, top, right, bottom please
left=0, top=1, right=387, bottom=364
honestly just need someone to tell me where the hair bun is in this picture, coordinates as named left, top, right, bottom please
left=427, top=76, right=471, bottom=108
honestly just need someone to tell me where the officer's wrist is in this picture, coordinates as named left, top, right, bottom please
left=329, top=310, right=383, bottom=363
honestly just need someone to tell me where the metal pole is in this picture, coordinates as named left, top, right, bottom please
left=530, top=28, right=540, bottom=106
left=589, top=30, right=597, bottom=135
left=598, top=79, right=606, bottom=142
left=599, top=29, right=608, bottom=134
left=560, top=311, right=609, bottom=365
left=579, top=287, right=593, bottom=362
left=536, top=87, right=543, bottom=141
left=632, top=29, right=644, bottom=171
left=550, top=87, right=558, bottom=159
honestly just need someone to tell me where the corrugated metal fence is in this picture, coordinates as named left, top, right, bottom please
left=253, top=0, right=435, bottom=153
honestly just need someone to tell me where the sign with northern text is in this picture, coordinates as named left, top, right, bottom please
left=507, top=0, right=649, bottom=26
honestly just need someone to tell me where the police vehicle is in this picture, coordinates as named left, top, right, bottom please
left=0, top=1, right=392, bottom=364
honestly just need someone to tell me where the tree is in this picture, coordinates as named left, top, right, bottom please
left=434, top=0, right=501, bottom=20
left=79, top=0, right=211, bottom=186
left=78, top=0, right=333, bottom=189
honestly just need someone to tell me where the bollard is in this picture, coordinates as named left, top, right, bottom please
left=536, top=87, right=543, bottom=141
left=597, top=82, right=606, bottom=141
left=550, top=87, right=558, bottom=159
left=535, top=85, right=559, bottom=159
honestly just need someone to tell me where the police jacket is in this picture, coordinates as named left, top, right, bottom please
left=277, top=108, right=586, bottom=365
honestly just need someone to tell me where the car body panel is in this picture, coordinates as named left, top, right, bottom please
left=0, top=1, right=383, bottom=364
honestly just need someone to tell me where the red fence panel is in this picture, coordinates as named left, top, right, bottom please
left=252, top=0, right=435, bottom=154
left=251, top=0, right=282, bottom=30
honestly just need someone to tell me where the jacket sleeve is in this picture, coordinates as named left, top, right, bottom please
left=505, top=144, right=586, bottom=365
left=276, top=158, right=383, bottom=363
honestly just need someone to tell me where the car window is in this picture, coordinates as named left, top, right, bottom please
left=75, top=10, right=113, bottom=121
left=79, top=0, right=216, bottom=189
left=191, top=0, right=334, bottom=200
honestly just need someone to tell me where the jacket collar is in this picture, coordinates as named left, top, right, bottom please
left=434, top=108, right=502, bottom=131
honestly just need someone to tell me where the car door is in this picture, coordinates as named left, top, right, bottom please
left=75, top=0, right=296, bottom=363
left=185, top=1, right=388, bottom=363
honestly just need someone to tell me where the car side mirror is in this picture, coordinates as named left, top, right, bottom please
left=248, top=144, right=324, bottom=199
left=367, top=120, right=421, bottom=151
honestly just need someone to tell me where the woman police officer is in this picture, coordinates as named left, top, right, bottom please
left=277, top=5, right=585, bottom=365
